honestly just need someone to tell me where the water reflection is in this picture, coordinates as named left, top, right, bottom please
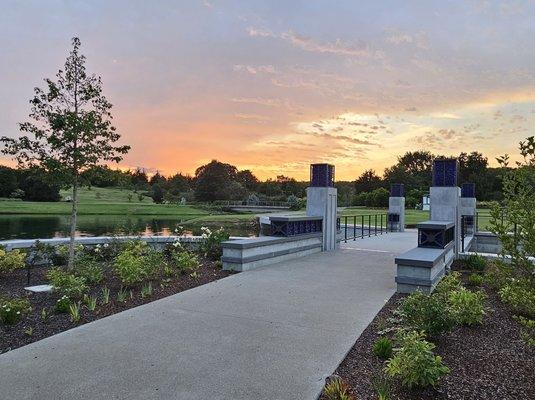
left=0, top=214, right=256, bottom=240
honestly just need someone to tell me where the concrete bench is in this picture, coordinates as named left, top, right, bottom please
left=395, top=242, right=454, bottom=294
left=221, top=233, right=322, bottom=272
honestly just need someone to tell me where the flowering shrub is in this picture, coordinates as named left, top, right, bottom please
left=400, top=291, right=456, bottom=337
left=199, top=227, right=229, bottom=260
left=0, top=248, right=26, bottom=275
left=0, top=297, right=31, bottom=325
left=55, top=295, right=71, bottom=313
left=73, top=253, right=104, bottom=284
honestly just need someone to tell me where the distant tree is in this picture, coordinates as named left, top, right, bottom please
left=149, top=171, right=167, bottom=186
left=131, top=168, right=149, bottom=191
left=1, top=38, right=130, bottom=269
left=194, top=160, right=239, bottom=201
left=18, top=168, right=61, bottom=202
left=354, top=169, right=383, bottom=193
left=236, top=169, right=259, bottom=191
left=384, top=151, right=434, bottom=191
left=0, top=166, right=18, bottom=197
left=151, top=183, right=165, bottom=203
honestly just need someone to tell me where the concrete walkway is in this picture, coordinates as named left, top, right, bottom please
left=0, top=231, right=417, bottom=400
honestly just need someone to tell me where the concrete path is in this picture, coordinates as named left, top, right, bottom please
left=0, top=231, right=417, bottom=400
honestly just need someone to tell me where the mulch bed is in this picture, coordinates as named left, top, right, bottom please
left=0, top=260, right=233, bottom=354
left=324, top=275, right=535, bottom=399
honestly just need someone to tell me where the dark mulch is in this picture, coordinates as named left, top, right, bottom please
left=325, top=283, right=535, bottom=400
left=0, top=260, right=233, bottom=354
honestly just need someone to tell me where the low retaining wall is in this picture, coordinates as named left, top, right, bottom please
left=0, top=235, right=247, bottom=252
left=470, top=231, right=502, bottom=254
left=221, top=233, right=322, bottom=272
left=395, top=242, right=455, bottom=294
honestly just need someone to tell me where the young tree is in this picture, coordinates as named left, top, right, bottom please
left=1, top=38, right=130, bottom=268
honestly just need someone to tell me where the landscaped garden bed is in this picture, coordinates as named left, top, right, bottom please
left=0, top=228, right=233, bottom=354
left=321, top=257, right=535, bottom=400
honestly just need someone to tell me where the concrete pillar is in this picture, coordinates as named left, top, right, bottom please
left=430, top=159, right=461, bottom=259
left=459, top=183, right=476, bottom=235
left=388, top=183, right=405, bottom=232
left=306, top=164, right=338, bottom=251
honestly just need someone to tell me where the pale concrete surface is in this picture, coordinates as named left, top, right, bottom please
left=0, top=231, right=417, bottom=400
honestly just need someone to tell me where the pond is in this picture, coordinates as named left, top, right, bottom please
left=0, top=214, right=257, bottom=240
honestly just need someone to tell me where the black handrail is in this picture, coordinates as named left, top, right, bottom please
left=340, top=213, right=389, bottom=243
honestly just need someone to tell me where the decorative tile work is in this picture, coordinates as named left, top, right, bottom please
left=390, top=183, right=405, bottom=197
left=432, top=158, right=458, bottom=187
left=461, top=183, right=475, bottom=198
left=310, top=164, right=335, bottom=187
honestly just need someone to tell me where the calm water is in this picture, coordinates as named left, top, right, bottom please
left=0, top=214, right=256, bottom=240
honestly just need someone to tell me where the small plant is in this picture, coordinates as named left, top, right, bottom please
left=448, top=288, right=486, bottom=325
left=400, top=291, right=455, bottom=337
left=101, top=287, right=110, bottom=305
left=55, top=295, right=71, bottom=314
left=117, top=288, right=128, bottom=303
left=41, top=307, right=50, bottom=323
left=464, top=254, right=487, bottom=272
left=514, top=315, right=535, bottom=347
left=468, top=273, right=484, bottom=287
left=214, top=260, right=223, bottom=269
left=46, top=267, right=88, bottom=298
left=85, top=295, right=98, bottom=311
left=140, top=282, right=153, bottom=298
left=499, top=279, right=535, bottom=319
left=113, top=241, right=160, bottom=286
left=372, top=374, right=391, bottom=400
left=0, top=248, right=26, bottom=275
left=0, top=297, right=31, bottom=325
left=73, top=254, right=103, bottom=284
left=172, top=251, right=199, bottom=273
left=434, top=272, right=463, bottom=297
left=323, top=376, right=355, bottom=400
left=69, top=302, right=81, bottom=323
left=373, top=337, right=393, bottom=360
left=24, top=326, right=34, bottom=336
left=385, top=330, right=449, bottom=388
left=163, top=265, right=176, bottom=277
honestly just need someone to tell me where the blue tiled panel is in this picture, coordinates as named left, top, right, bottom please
left=432, top=158, right=458, bottom=187
left=390, top=183, right=405, bottom=197
left=461, top=183, right=475, bottom=198
left=310, top=164, right=335, bottom=187
left=271, top=219, right=322, bottom=237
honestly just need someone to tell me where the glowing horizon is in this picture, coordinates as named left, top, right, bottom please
left=1, top=1, right=534, bottom=181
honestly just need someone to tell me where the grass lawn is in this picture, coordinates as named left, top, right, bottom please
left=0, top=187, right=208, bottom=217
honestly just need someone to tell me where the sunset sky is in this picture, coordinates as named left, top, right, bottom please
left=1, top=0, right=534, bottom=180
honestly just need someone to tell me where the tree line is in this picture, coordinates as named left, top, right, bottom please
left=0, top=149, right=507, bottom=207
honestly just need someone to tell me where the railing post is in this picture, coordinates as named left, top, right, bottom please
left=374, top=214, right=377, bottom=236
left=461, top=215, right=465, bottom=252
left=380, top=214, right=383, bottom=235
left=353, top=216, right=356, bottom=241
left=344, top=216, right=348, bottom=243
left=368, top=215, right=371, bottom=237
left=361, top=215, right=364, bottom=238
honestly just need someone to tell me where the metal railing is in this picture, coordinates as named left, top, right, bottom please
left=339, top=213, right=389, bottom=243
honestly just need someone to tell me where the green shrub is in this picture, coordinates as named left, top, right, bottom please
left=113, top=241, right=162, bottom=286
left=401, top=291, right=455, bottom=337
left=448, top=288, right=486, bottom=325
left=46, top=267, right=88, bottom=298
left=323, top=376, right=355, bottom=400
left=0, top=249, right=26, bottom=275
left=499, top=279, right=535, bottom=319
left=73, top=254, right=104, bottom=284
left=514, top=315, right=535, bottom=347
left=199, top=227, right=229, bottom=260
left=385, top=330, right=449, bottom=388
left=172, top=251, right=199, bottom=273
left=55, top=295, right=71, bottom=313
left=468, top=273, right=484, bottom=287
left=434, top=272, right=463, bottom=297
left=0, top=297, right=31, bottom=325
left=464, top=254, right=487, bottom=271
left=373, top=337, right=393, bottom=360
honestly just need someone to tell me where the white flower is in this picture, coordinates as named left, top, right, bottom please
left=16, top=311, right=20, bottom=315
left=103, top=243, right=109, bottom=248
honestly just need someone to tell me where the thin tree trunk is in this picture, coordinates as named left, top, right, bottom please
left=67, top=180, right=78, bottom=269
